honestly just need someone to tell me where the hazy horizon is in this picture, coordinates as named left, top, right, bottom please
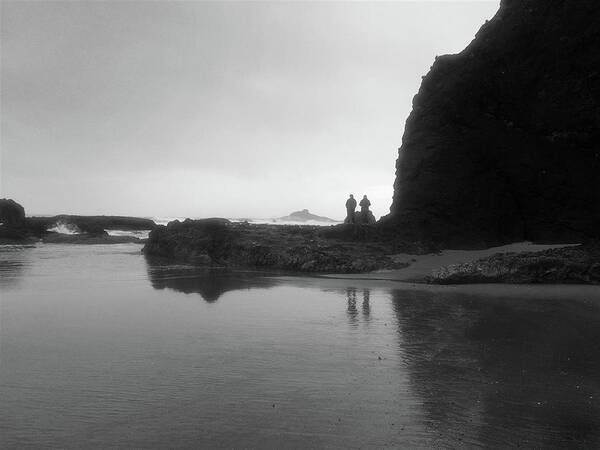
left=1, top=1, right=500, bottom=220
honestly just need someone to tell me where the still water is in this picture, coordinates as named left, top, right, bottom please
left=1, top=243, right=600, bottom=449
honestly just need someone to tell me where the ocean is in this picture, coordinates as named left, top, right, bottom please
left=44, top=216, right=344, bottom=241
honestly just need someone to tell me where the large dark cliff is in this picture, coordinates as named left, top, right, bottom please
left=388, top=0, right=600, bottom=247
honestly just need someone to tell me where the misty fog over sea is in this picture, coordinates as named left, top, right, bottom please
left=2, top=242, right=600, bottom=448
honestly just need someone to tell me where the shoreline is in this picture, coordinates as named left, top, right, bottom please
left=272, top=275, right=600, bottom=300
left=322, top=241, right=581, bottom=282
left=3, top=234, right=598, bottom=287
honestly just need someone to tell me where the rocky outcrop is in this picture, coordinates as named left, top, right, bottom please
left=387, top=0, right=600, bottom=248
left=41, top=233, right=143, bottom=244
left=143, top=219, right=410, bottom=273
left=0, top=199, right=35, bottom=243
left=0, top=199, right=154, bottom=244
left=0, top=199, right=26, bottom=227
left=25, top=215, right=155, bottom=243
left=28, top=215, right=156, bottom=231
left=428, top=242, right=600, bottom=284
left=277, top=209, right=337, bottom=223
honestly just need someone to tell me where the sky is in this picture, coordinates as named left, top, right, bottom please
left=1, top=1, right=499, bottom=220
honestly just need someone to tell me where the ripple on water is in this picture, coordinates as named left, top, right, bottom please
left=1, top=243, right=599, bottom=449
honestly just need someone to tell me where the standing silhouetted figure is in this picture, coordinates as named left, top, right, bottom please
left=345, top=194, right=357, bottom=224
left=359, top=195, right=371, bottom=213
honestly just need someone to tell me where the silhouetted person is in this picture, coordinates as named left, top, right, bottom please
left=359, top=195, right=371, bottom=213
left=345, top=194, right=357, bottom=224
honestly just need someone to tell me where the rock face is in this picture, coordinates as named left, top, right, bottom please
left=428, top=242, right=600, bottom=284
left=388, top=0, right=600, bottom=247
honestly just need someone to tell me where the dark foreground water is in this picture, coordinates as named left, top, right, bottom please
left=1, top=243, right=600, bottom=449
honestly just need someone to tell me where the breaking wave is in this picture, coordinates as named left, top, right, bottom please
left=48, top=222, right=80, bottom=235
left=106, top=229, right=150, bottom=239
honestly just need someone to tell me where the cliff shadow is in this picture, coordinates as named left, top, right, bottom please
left=391, top=288, right=600, bottom=448
left=144, top=256, right=279, bottom=302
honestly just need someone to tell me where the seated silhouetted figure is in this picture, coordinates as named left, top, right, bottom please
left=345, top=194, right=357, bottom=224
left=359, top=195, right=371, bottom=213
left=356, top=195, right=376, bottom=225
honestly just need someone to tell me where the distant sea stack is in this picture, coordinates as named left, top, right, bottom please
left=277, top=209, right=338, bottom=223
left=387, top=0, right=600, bottom=248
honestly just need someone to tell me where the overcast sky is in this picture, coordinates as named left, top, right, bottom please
left=1, top=1, right=499, bottom=220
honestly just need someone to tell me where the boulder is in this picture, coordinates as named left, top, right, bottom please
left=0, top=198, right=26, bottom=227
left=355, top=210, right=376, bottom=225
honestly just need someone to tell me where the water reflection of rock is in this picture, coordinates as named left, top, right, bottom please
left=0, top=245, right=33, bottom=290
left=391, top=289, right=600, bottom=448
left=145, top=257, right=278, bottom=302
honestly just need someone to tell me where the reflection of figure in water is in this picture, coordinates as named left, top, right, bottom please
left=345, top=194, right=357, bottom=224
left=346, top=287, right=358, bottom=323
left=362, top=289, right=370, bottom=318
left=359, top=195, right=371, bottom=213
left=346, top=288, right=370, bottom=323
